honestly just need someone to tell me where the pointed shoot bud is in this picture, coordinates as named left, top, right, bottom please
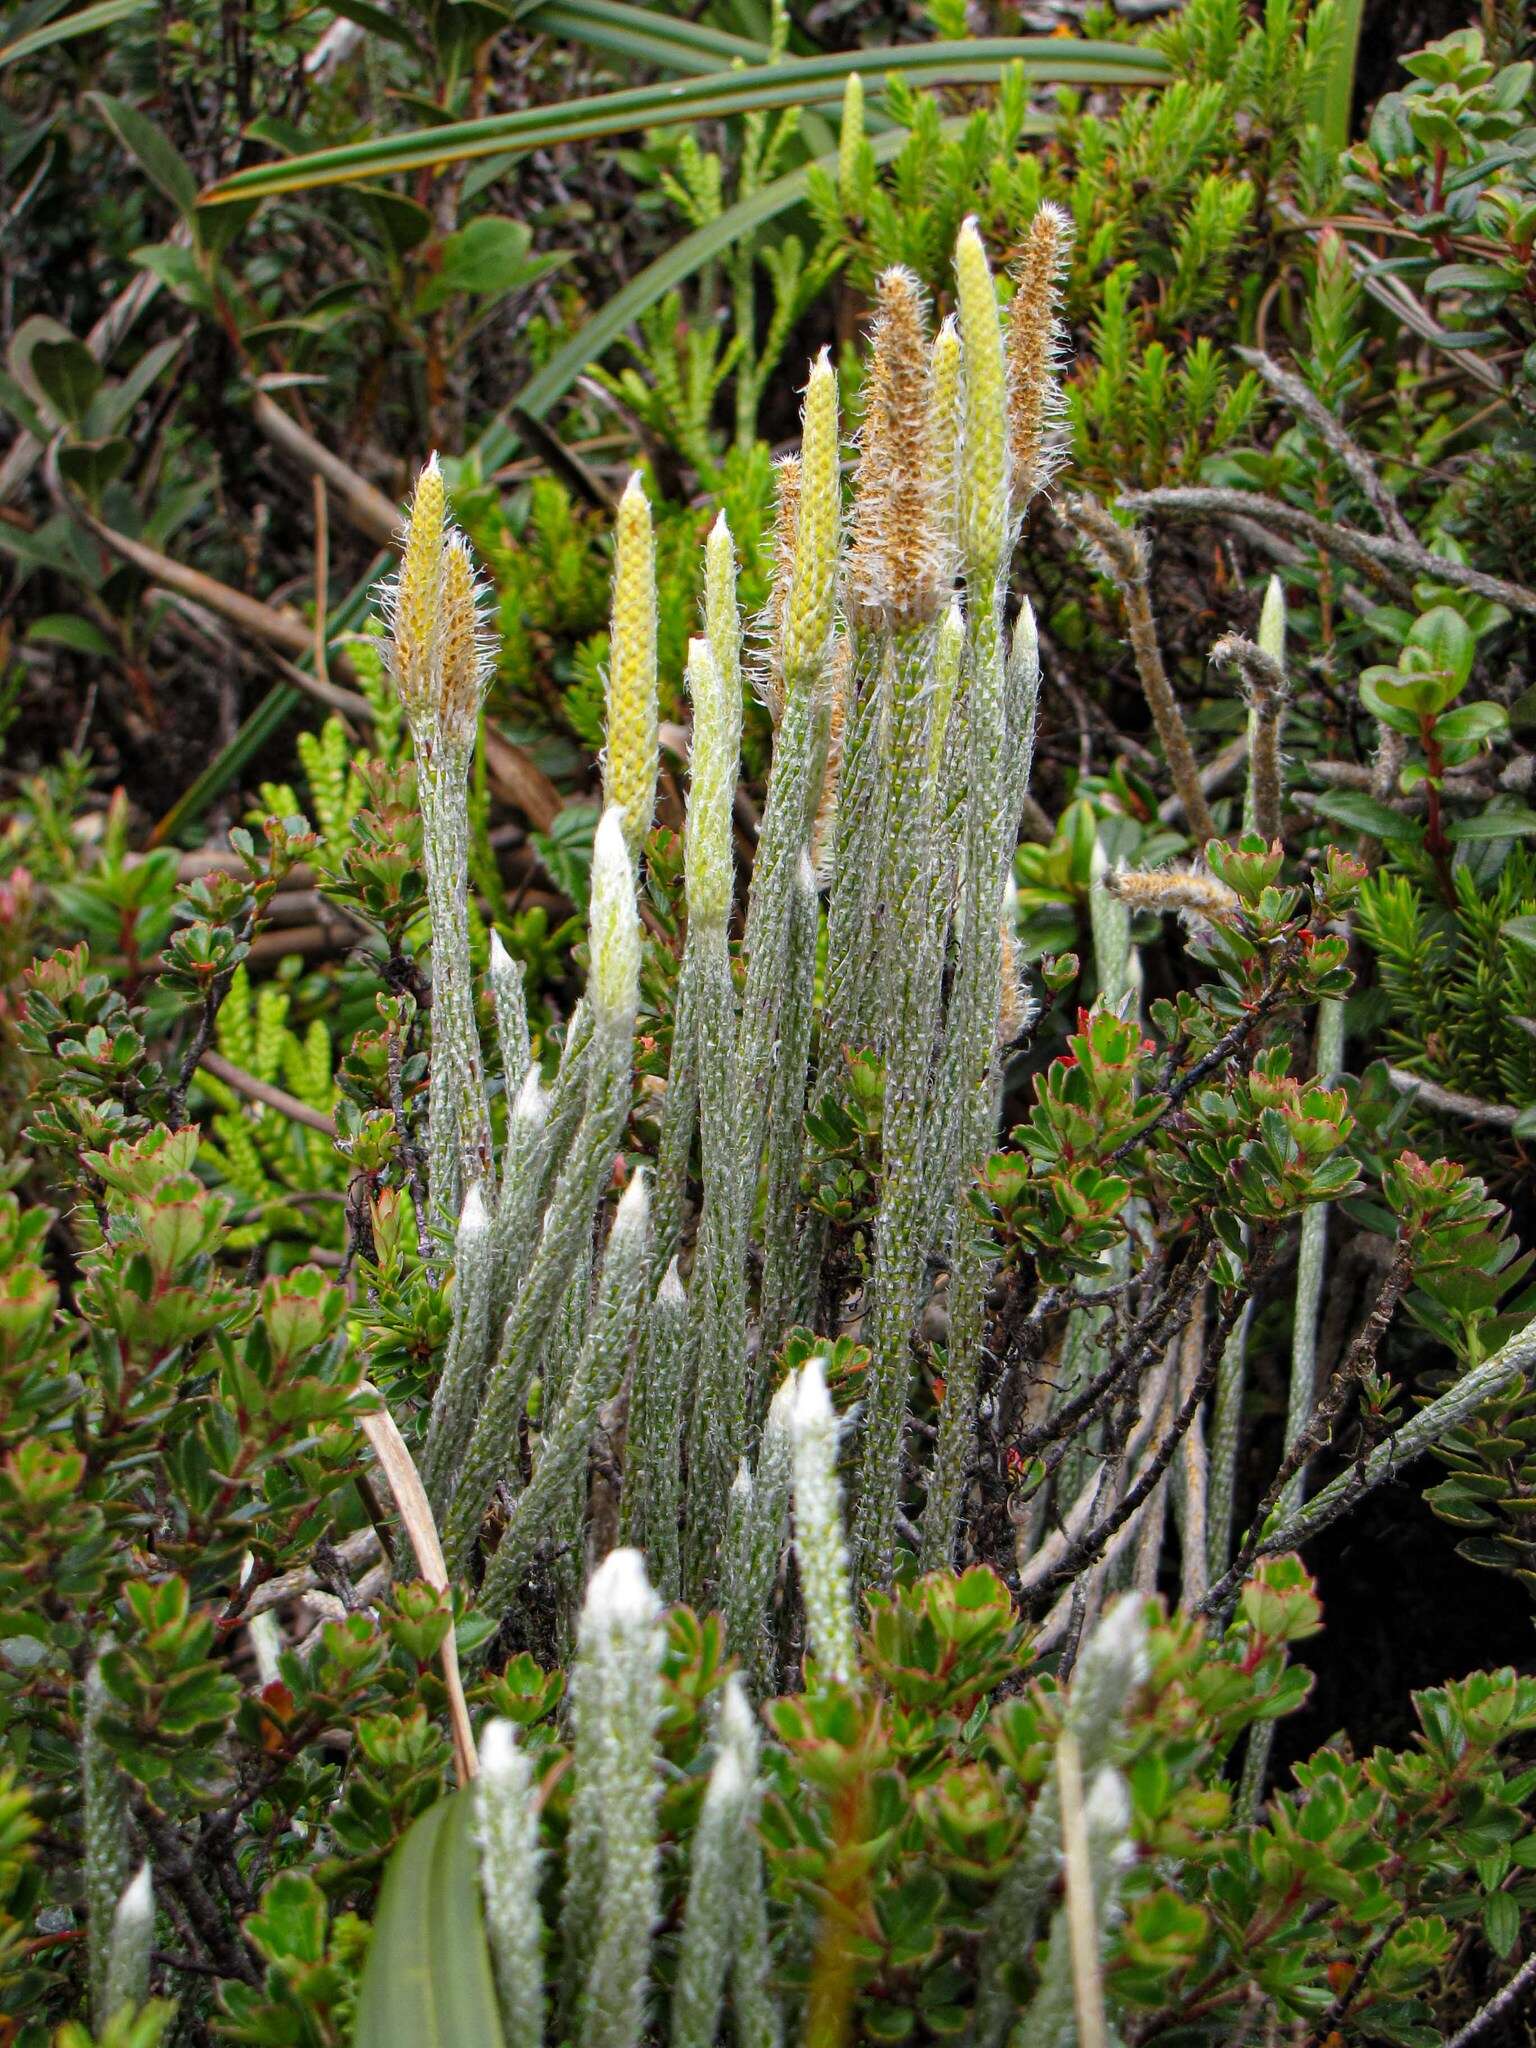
left=588, top=805, right=641, bottom=1027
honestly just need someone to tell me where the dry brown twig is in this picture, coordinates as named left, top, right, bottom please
left=1063, top=494, right=1216, bottom=842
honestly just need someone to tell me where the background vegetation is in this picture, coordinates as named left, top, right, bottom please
left=3, top=0, right=1536, bottom=2044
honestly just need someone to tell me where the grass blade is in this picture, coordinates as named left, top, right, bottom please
left=201, top=41, right=1167, bottom=203
left=0, top=0, right=153, bottom=69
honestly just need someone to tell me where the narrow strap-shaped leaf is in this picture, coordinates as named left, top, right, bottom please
left=354, top=1788, right=505, bottom=2048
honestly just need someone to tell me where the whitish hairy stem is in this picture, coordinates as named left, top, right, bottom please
left=1174, top=1297, right=1209, bottom=1606
left=479, top=1175, right=650, bottom=1618
left=759, top=853, right=820, bottom=1351
left=1281, top=994, right=1347, bottom=1515
left=1201, top=1313, right=1536, bottom=1619
left=683, top=920, right=750, bottom=1604
left=488, top=1068, right=554, bottom=1340
left=84, top=1656, right=132, bottom=2029
left=795, top=631, right=886, bottom=1323
left=819, top=632, right=889, bottom=1068
left=1014, top=1753, right=1127, bottom=2048
left=440, top=1025, right=631, bottom=1576
left=918, top=594, right=1021, bottom=1579
left=725, top=1374, right=795, bottom=1693
left=855, top=624, right=942, bottom=1585
left=564, top=1552, right=665, bottom=2048
left=788, top=1360, right=858, bottom=1683
left=489, top=931, right=531, bottom=1105
left=669, top=1735, right=753, bottom=2048
left=477, top=1721, right=544, bottom=2048
left=1211, top=626, right=1288, bottom=846
left=102, top=1864, right=154, bottom=2027
left=718, top=1679, right=784, bottom=2048
left=651, top=947, right=698, bottom=1278
left=543, top=1000, right=596, bottom=1174
left=419, top=751, right=494, bottom=1221
left=421, top=1184, right=494, bottom=1515
left=1205, top=1299, right=1253, bottom=1585
left=621, top=1260, right=688, bottom=1597
left=974, top=1600, right=1147, bottom=2048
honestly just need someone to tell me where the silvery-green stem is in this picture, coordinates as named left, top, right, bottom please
left=419, top=747, right=494, bottom=1222
left=920, top=593, right=1011, bottom=1576
left=622, top=1258, right=688, bottom=1597
left=652, top=948, right=698, bottom=1279
left=443, top=813, right=639, bottom=1574
left=759, top=852, right=820, bottom=1351
left=726, top=1373, right=796, bottom=1696
left=684, top=920, right=750, bottom=1604
left=1010, top=1766, right=1132, bottom=2048
left=819, top=632, right=888, bottom=1070
left=84, top=1656, right=131, bottom=2029
left=787, top=1359, right=857, bottom=1684
left=722, top=1460, right=758, bottom=1663
left=854, top=621, right=942, bottom=1586
left=1280, top=993, right=1347, bottom=1515
left=421, top=1182, right=494, bottom=1515
left=670, top=1732, right=752, bottom=2048
left=975, top=1598, right=1146, bottom=2048
left=489, top=1066, right=554, bottom=1337
left=543, top=998, right=595, bottom=1186
left=441, top=1033, right=631, bottom=1577
left=477, top=1719, right=544, bottom=2048
left=1003, top=600, right=1042, bottom=838
left=489, top=928, right=532, bottom=1112
left=566, top=1549, right=665, bottom=2048
left=479, top=1173, right=651, bottom=1619
left=1205, top=1300, right=1253, bottom=1584
left=715, top=1679, right=782, bottom=2048
left=101, top=1862, right=153, bottom=2023
left=546, top=1221, right=595, bottom=1413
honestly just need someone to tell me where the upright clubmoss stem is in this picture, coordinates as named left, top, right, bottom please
left=564, top=1550, right=665, bottom=2048
left=623, top=1257, right=688, bottom=1597
left=84, top=1655, right=131, bottom=2029
left=421, top=1181, right=494, bottom=1514
left=478, top=1719, right=544, bottom=2048
left=385, top=457, right=496, bottom=1221
left=442, top=808, right=638, bottom=1577
left=478, top=1170, right=651, bottom=1617
left=915, top=222, right=1016, bottom=1583
left=788, top=1358, right=857, bottom=1684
